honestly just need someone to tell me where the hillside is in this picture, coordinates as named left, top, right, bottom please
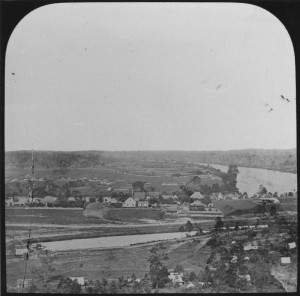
left=5, top=149, right=297, bottom=173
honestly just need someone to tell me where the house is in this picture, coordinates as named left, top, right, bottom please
left=110, top=198, right=118, bottom=204
left=67, top=197, right=76, bottom=202
left=41, top=196, right=57, bottom=206
left=138, top=200, right=149, bottom=207
left=281, top=257, right=291, bottom=264
left=168, top=272, right=184, bottom=286
left=165, top=206, right=178, bottom=216
left=5, top=197, right=14, bottom=207
left=13, top=196, right=29, bottom=206
left=161, top=194, right=173, bottom=200
left=15, top=246, right=27, bottom=256
left=288, top=242, right=296, bottom=249
left=122, top=197, right=136, bottom=208
left=17, top=279, right=32, bottom=288
left=70, top=277, right=85, bottom=286
left=103, top=197, right=112, bottom=203
left=134, top=192, right=146, bottom=201
left=189, top=201, right=205, bottom=211
left=190, top=192, right=204, bottom=200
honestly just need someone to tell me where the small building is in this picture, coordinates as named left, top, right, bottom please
left=70, top=277, right=85, bottom=286
left=190, top=192, right=204, bottom=200
left=17, top=279, right=32, bottom=288
left=5, top=197, right=14, bottom=207
left=67, top=197, right=76, bottom=202
left=189, top=201, right=205, bottom=211
left=280, top=257, right=291, bottom=264
left=41, top=196, right=57, bottom=206
left=122, top=197, right=136, bottom=208
left=168, top=273, right=184, bottom=286
left=110, top=197, right=118, bottom=204
left=15, top=246, right=27, bottom=256
left=13, top=196, right=29, bottom=206
left=165, top=206, right=178, bottom=216
left=138, top=200, right=149, bottom=207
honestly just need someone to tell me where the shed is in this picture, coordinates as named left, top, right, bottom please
left=70, top=277, right=85, bottom=285
left=281, top=257, right=291, bottom=264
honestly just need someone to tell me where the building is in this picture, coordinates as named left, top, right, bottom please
left=5, top=197, right=14, bottom=207
left=189, top=201, right=205, bottom=211
left=17, top=279, right=32, bottom=288
left=41, top=196, right=57, bottom=206
left=67, top=197, right=76, bottom=202
left=122, top=197, right=136, bottom=208
left=165, top=206, right=178, bottom=216
left=70, top=277, right=85, bottom=285
left=138, top=200, right=149, bottom=207
left=13, top=196, right=29, bottom=206
left=15, top=246, right=27, bottom=256
left=110, top=197, right=118, bottom=204
left=190, top=192, right=204, bottom=200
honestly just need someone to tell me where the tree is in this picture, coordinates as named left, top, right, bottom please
left=258, top=185, right=267, bottom=196
left=31, top=249, right=57, bottom=285
left=185, top=220, right=194, bottom=232
left=132, top=181, right=146, bottom=192
left=215, top=217, right=224, bottom=231
left=223, top=165, right=239, bottom=193
left=191, top=176, right=201, bottom=184
left=57, top=277, right=82, bottom=294
left=174, top=264, right=184, bottom=274
left=148, top=244, right=169, bottom=289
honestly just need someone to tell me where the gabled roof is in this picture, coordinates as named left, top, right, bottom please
left=190, top=192, right=204, bottom=199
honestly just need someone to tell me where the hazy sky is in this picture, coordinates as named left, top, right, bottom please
left=5, top=3, right=296, bottom=151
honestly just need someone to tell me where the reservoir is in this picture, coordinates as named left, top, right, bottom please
left=40, top=231, right=197, bottom=251
left=201, top=163, right=297, bottom=196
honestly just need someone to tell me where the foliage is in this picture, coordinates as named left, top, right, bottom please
left=147, top=244, right=169, bottom=289
left=57, top=277, right=82, bottom=294
left=132, top=181, right=146, bottom=192
left=30, top=249, right=57, bottom=285
left=174, top=264, right=184, bottom=273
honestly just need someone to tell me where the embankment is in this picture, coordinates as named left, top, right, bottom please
left=83, top=203, right=164, bottom=221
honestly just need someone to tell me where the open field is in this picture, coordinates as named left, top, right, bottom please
left=6, top=236, right=211, bottom=288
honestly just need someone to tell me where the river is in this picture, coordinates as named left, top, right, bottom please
left=201, top=163, right=297, bottom=196
left=39, top=231, right=197, bottom=251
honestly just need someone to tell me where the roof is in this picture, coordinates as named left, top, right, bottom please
left=211, top=199, right=261, bottom=216
left=67, top=197, right=76, bottom=201
left=190, top=192, right=204, bottom=199
left=41, top=196, right=57, bottom=203
left=190, top=200, right=205, bottom=206
left=134, top=192, right=146, bottom=200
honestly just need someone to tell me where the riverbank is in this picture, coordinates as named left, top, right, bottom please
left=200, top=162, right=297, bottom=174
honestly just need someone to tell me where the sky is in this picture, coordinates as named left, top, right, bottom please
left=5, top=3, right=296, bottom=151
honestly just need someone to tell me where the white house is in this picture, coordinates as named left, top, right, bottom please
left=138, top=200, right=149, bottom=207
left=15, top=246, right=27, bottom=256
left=122, top=197, right=136, bottom=208
left=190, top=192, right=204, bottom=200
left=70, top=277, right=85, bottom=285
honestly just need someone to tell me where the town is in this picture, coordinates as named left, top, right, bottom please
left=5, top=155, right=297, bottom=293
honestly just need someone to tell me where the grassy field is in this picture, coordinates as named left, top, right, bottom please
left=6, top=236, right=211, bottom=288
left=5, top=208, right=107, bottom=225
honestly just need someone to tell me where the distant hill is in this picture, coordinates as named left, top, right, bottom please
left=5, top=149, right=297, bottom=173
